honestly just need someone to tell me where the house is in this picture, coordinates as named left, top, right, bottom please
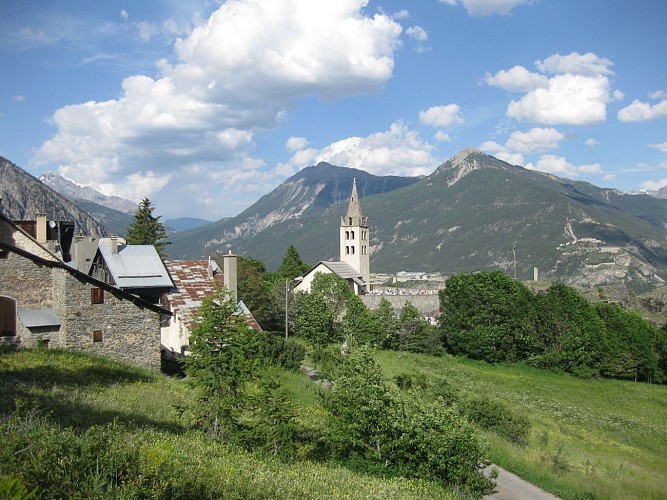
left=295, top=178, right=371, bottom=295
left=89, top=237, right=173, bottom=304
left=0, top=211, right=170, bottom=368
left=161, top=253, right=262, bottom=359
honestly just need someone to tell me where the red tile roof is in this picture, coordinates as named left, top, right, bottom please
left=164, top=259, right=261, bottom=333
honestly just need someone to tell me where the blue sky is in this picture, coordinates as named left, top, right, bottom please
left=1, top=0, right=666, bottom=219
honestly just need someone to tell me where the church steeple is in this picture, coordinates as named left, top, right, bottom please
left=344, top=178, right=364, bottom=223
left=340, top=178, right=370, bottom=290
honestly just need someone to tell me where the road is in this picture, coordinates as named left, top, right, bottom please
left=484, top=466, right=560, bottom=500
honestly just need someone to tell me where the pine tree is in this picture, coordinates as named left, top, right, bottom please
left=125, top=198, right=170, bottom=258
left=276, top=245, right=310, bottom=280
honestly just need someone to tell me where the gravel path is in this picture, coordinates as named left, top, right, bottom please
left=484, top=466, right=560, bottom=500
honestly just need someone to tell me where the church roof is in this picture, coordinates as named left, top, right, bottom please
left=344, top=178, right=364, bottom=221
left=319, top=260, right=365, bottom=287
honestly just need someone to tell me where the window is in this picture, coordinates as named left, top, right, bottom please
left=345, top=246, right=350, bottom=255
left=351, top=246, right=355, bottom=254
left=351, top=231, right=355, bottom=239
left=91, top=288, right=104, bottom=304
left=348, top=217, right=352, bottom=225
left=0, top=250, right=8, bottom=260
left=345, top=231, right=349, bottom=240
left=92, top=330, right=103, bottom=343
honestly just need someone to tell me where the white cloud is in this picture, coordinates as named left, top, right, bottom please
left=507, top=74, right=611, bottom=125
left=525, top=155, right=601, bottom=177
left=120, top=10, right=129, bottom=20
left=535, top=52, right=614, bottom=76
left=487, top=52, right=617, bottom=126
left=505, top=127, right=564, bottom=153
left=33, top=0, right=403, bottom=218
left=284, top=121, right=436, bottom=177
left=640, top=178, right=667, bottom=191
left=419, top=104, right=464, bottom=127
left=496, top=151, right=525, bottom=165
left=617, top=99, right=667, bottom=122
left=12, top=95, right=26, bottom=102
left=406, top=25, right=428, bottom=42
left=649, top=90, right=667, bottom=100
left=441, top=0, right=530, bottom=16
left=650, top=142, right=667, bottom=154
left=603, top=174, right=616, bottom=181
left=434, top=131, right=452, bottom=142
left=286, top=137, right=309, bottom=151
left=484, top=65, right=548, bottom=93
left=585, top=138, right=599, bottom=146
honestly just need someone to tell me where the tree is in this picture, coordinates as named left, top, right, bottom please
left=185, top=287, right=261, bottom=438
left=276, top=245, right=310, bottom=280
left=341, top=294, right=381, bottom=346
left=396, top=301, right=442, bottom=354
left=125, top=198, right=170, bottom=258
left=233, top=255, right=283, bottom=332
left=375, top=298, right=400, bottom=350
left=440, top=272, right=536, bottom=363
left=530, top=284, right=607, bottom=377
left=596, top=303, right=658, bottom=382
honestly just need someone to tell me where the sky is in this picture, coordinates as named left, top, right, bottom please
left=1, top=0, right=666, bottom=220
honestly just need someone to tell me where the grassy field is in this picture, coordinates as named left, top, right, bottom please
left=2, top=348, right=665, bottom=499
left=0, top=349, right=456, bottom=499
left=373, top=350, right=667, bottom=500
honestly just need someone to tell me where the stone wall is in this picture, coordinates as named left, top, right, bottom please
left=0, top=248, right=161, bottom=369
left=361, top=294, right=441, bottom=318
left=58, top=273, right=162, bottom=369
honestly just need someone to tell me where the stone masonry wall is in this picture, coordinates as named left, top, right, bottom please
left=57, top=273, right=162, bottom=369
left=0, top=252, right=54, bottom=308
left=361, top=294, right=441, bottom=318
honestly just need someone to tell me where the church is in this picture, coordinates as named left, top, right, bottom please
left=294, top=178, right=370, bottom=295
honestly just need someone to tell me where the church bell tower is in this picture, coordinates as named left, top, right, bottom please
left=340, top=178, right=370, bottom=288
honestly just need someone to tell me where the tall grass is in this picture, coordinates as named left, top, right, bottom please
left=0, top=349, right=456, bottom=499
left=376, top=350, right=667, bottom=500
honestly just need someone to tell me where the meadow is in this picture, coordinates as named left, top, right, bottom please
left=1, top=347, right=666, bottom=499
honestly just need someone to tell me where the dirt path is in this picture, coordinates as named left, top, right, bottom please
left=484, top=466, right=560, bottom=500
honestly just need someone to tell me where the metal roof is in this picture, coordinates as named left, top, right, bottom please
left=320, top=260, right=364, bottom=280
left=98, top=244, right=173, bottom=289
left=17, top=308, right=61, bottom=328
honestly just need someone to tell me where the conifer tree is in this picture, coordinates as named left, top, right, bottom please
left=125, top=197, right=170, bottom=258
left=276, top=244, right=310, bottom=280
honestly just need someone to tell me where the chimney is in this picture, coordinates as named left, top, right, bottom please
left=36, top=214, right=47, bottom=243
left=222, top=250, right=238, bottom=303
left=110, top=236, right=118, bottom=254
left=73, top=235, right=85, bottom=271
left=207, top=256, right=214, bottom=279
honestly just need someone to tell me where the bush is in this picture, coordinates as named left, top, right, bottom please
left=260, top=335, right=305, bottom=371
left=462, top=397, right=530, bottom=446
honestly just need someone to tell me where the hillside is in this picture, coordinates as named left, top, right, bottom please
left=1, top=348, right=665, bottom=499
left=0, top=157, right=108, bottom=237
left=170, top=149, right=667, bottom=292
left=167, top=162, right=420, bottom=261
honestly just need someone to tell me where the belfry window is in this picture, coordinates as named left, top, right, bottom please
left=351, top=231, right=355, bottom=239
left=345, top=231, right=349, bottom=240
left=351, top=246, right=355, bottom=254
left=345, top=246, right=350, bottom=255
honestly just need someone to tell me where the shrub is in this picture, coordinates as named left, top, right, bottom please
left=462, top=397, right=530, bottom=446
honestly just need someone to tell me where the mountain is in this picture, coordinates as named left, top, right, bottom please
left=167, top=162, right=420, bottom=261
left=170, top=150, right=667, bottom=292
left=74, top=200, right=134, bottom=236
left=0, top=157, right=108, bottom=237
left=164, top=217, right=213, bottom=232
left=39, top=171, right=137, bottom=214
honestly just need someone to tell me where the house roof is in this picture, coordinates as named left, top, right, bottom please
left=17, top=308, right=61, bottom=328
left=164, top=259, right=262, bottom=332
left=0, top=211, right=171, bottom=316
left=319, top=260, right=365, bottom=286
left=164, top=259, right=225, bottom=333
left=98, top=243, right=173, bottom=289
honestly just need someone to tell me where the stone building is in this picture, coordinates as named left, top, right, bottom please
left=0, top=211, right=169, bottom=369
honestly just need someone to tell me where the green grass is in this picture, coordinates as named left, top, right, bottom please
left=376, top=350, right=667, bottom=500
left=3, top=348, right=665, bottom=499
left=0, top=349, right=456, bottom=499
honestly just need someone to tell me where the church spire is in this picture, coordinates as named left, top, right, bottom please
left=343, top=178, right=366, bottom=226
